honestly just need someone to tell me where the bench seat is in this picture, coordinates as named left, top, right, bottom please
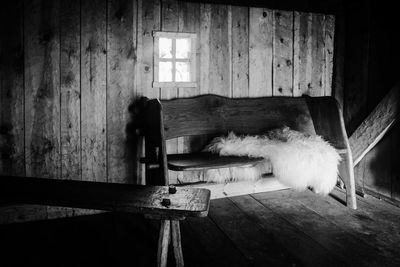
left=168, top=152, right=264, bottom=171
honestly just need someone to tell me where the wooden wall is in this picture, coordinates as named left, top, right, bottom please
left=341, top=0, right=400, bottom=203
left=0, top=0, right=334, bottom=223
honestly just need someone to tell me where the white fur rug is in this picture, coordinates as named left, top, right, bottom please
left=203, top=127, right=341, bottom=195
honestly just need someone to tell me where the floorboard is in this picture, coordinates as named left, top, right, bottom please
left=1, top=189, right=400, bottom=267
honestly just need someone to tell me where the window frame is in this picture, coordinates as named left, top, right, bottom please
left=153, top=31, right=197, bottom=88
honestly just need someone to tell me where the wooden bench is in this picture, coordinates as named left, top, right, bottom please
left=137, top=94, right=357, bottom=209
left=0, top=176, right=211, bottom=267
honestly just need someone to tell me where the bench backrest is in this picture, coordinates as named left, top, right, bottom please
left=139, top=95, right=350, bottom=184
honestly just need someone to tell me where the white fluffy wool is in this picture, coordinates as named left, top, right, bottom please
left=203, top=127, right=341, bottom=195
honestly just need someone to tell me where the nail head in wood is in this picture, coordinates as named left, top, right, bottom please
left=162, top=198, right=171, bottom=207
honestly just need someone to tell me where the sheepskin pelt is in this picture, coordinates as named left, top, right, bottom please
left=203, top=127, right=341, bottom=195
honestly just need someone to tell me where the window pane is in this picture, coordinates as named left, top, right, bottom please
left=159, top=38, right=172, bottom=59
left=159, top=61, right=173, bottom=82
left=176, top=62, right=190, bottom=82
left=176, top=38, right=191, bottom=59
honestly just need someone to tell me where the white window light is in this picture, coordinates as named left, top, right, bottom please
left=153, top=31, right=197, bottom=88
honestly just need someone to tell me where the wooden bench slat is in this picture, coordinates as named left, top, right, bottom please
left=167, top=153, right=265, bottom=171
left=0, top=176, right=210, bottom=219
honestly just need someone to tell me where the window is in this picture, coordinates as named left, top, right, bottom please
left=153, top=31, right=197, bottom=88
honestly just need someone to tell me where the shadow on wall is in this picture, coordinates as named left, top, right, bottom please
left=125, top=97, right=147, bottom=185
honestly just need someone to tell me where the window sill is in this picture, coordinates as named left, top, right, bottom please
left=152, top=82, right=197, bottom=88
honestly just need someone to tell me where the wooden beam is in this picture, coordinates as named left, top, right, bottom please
left=350, top=83, right=400, bottom=166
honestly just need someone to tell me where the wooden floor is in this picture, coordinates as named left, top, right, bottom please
left=1, top=188, right=400, bottom=267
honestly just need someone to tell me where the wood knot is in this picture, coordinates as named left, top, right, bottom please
left=263, top=11, right=267, bottom=17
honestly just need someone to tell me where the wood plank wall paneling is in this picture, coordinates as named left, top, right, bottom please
left=25, top=0, right=61, bottom=180
left=293, top=13, right=333, bottom=97
left=0, top=1, right=24, bottom=176
left=160, top=0, right=180, bottom=184
left=60, top=0, right=81, bottom=181
left=177, top=1, right=203, bottom=184
left=107, top=0, right=136, bottom=184
left=231, top=6, right=249, bottom=98
left=81, top=0, right=107, bottom=182
left=0, top=0, right=335, bottom=223
left=273, top=10, right=293, bottom=96
left=249, top=8, right=273, bottom=97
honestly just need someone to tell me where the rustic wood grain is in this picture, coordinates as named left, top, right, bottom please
left=293, top=189, right=400, bottom=265
left=107, top=0, right=135, bottom=183
left=24, top=0, right=61, bottom=180
left=24, top=0, right=62, bottom=220
left=157, top=220, right=171, bottom=267
left=185, top=216, right=250, bottom=266
left=178, top=1, right=203, bottom=184
left=0, top=175, right=211, bottom=218
left=252, top=190, right=390, bottom=266
left=209, top=198, right=299, bottom=266
left=231, top=194, right=345, bottom=267
left=324, top=15, right=335, bottom=96
left=81, top=0, right=107, bottom=182
left=349, top=83, right=400, bottom=166
left=231, top=6, right=249, bottom=98
left=60, top=0, right=81, bottom=180
left=273, top=10, right=293, bottom=96
left=159, top=0, right=179, bottom=184
left=140, top=0, right=160, bottom=99
left=310, top=14, right=325, bottom=96
left=171, top=220, right=184, bottom=267
left=293, top=12, right=312, bottom=96
left=161, top=95, right=316, bottom=139
left=209, top=5, right=231, bottom=97
left=199, top=4, right=211, bottom=95
left=0, top=0, right=24, bottom=176
left=167, top=153, right=264, bottom=171
left=249, top=8, right=273, bottom=97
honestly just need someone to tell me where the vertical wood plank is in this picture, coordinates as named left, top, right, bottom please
left=293, top=12, right=312, bottom=97
left=25, top=0, right=61, bottom=219
left=199, top=4, right=211, bottom=95
left=310, top=14, right=325, bottom=96
left=273, top=10, right=293, bottom=96
left=176, top=1, right=203, bottom=184
left=249, top=8, right=273, bottom=97
left=60, top=0, right=81, bottom=180
left=81, top=0, right=107, bottom=182
left=160, top=0, right=179, bottom=184
left=332, top=13, right=345, bottom=108
left=0, top=0, right=44, bottom=224
left=231, top=6, right=249, bottom=98
left=0, top=0, right=25, bottom=176
left=107, top=0, right=135, bottom=183
left=324, top=15, right=335, bottom=96
left=140, top=0, right=160, bottom=99
left=25, top=0, right=61, bottom=180
left=139, top=0, right=161, bottom=185
left=209, top=5, right=231, bottom=97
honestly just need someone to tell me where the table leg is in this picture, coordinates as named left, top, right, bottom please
left=171, top=220, right=184, bottom=267
left=157, top=220, right=171, bottom=267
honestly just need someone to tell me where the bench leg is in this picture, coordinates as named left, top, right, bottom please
left=171, top=220, right=184, bottom=267
left=157, top=220, right=171, bottom=267
left=339, top=151, right=357, bottom=209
